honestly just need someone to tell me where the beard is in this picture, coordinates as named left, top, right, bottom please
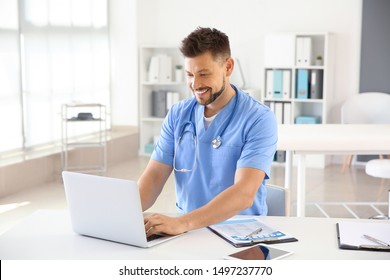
left=194, top=78, right=226, bottom=106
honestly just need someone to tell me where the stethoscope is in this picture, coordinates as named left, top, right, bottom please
left=173, top=92, right=239, bottom=172
left=180, top=91, right=239, bottom=149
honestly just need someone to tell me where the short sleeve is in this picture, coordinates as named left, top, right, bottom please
left=236, top=108, right=278, bottom=179
left=151, top=107, right=176, bottom=166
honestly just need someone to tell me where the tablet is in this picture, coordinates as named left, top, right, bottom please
left=225, top=244, right=293, bottom=260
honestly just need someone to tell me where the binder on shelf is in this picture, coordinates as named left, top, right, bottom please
left=282, top=70, right=291, bottom=99
left=152, top=90, right=180, bottom=118
left=296, top=37, right=312, bottom=66
left=148, top=54, right=173, bottom=83
left=166, top=91, right=180, bottom=112
left=310, top=69, right=323, bottom=99
left=265, top=101, right=280, bottom=125
left=273, top=70, right=283, bottom=98
left=302, top=37, right=312, bottom=66
left=269, top=101, right=275, bottom=112
left=274, top=102, right=283, bottom=125
left=159, top=54, right=172, bottom=83
left=265, top=70, right=274, bottom=99
left=148, top=56, right=160, bottom=83
left=282, top=102, right=292, bottom=124
left=276, top=150, right=286, bottom=162
left=151, top=90, right=167, bottom=118
left=296, top=69, right=309, bottom=99
left=296, top=37, right=304, bottom=66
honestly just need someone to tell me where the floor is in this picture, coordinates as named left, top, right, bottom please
left=0, top=156, right=389, bottom=234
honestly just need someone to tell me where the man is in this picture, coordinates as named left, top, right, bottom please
left=139, top=27, right=277, bottom=237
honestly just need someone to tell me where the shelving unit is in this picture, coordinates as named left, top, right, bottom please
left=263, top=32, right=334, bottom=167
left=139, top=46, right=190, bottom=156
left=61, top=103, right=107, bottom=174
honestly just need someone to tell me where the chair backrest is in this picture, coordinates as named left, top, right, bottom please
left=341, top=92, right=390, bottom=124
left=266, top=184, right=287, bottom=216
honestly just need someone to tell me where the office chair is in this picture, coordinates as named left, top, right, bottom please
left=365, top=159, right=390, bottom=219
left=340, top=92, right=390, bottom=174
left=266, top=184, right=288, bottom=216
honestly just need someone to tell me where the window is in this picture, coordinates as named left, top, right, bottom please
left=0, top=0, right=23, bottom=153
left=0, top=0, right=110, bottom=156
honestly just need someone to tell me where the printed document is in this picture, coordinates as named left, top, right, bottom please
left=208, top=217, right=297, bottom=247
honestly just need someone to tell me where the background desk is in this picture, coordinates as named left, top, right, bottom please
left=0, top=210, right=389, bottom=260
left=278, top=124, right=390, bottom=217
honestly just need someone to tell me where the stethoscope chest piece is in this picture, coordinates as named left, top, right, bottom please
left=212, top=136, right=222, bottom=149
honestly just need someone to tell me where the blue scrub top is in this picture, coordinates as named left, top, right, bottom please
left=151, top=85, right=278, bottom=215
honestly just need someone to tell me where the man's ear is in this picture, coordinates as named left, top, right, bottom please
left=225, top=57, right=234, bottom=77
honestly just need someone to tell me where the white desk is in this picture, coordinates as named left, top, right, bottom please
left=278, top=124, right=390, bottom=217
left=0, top=210, right=389, bottom=260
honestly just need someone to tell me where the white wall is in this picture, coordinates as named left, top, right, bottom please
left=110, top=0, right=362, bottom=125
left=109, top=0, right=138, bottom=126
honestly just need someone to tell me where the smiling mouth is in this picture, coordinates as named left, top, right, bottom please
left=194, top=88, right=210, bottom=96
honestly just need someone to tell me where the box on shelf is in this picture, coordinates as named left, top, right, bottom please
left=144, top=143, right=155, bottom=154
left=295, top=115, right=321, bottom=124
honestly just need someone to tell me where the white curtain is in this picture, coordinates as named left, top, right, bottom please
left=0, top=0, right=110, bottom=154
left=0, top=0, right=23, bottom=153
left=21, top=0, right=110, bottom=147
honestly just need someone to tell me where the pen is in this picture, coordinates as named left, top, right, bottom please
left=245, top=227, right=263, bottom=238
left=362, top=234, right=390, bottom=247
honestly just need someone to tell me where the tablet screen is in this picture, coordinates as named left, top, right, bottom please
left=227, top=245, right=292, bottom=260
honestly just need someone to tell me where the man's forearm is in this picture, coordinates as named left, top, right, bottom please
left=138, top=159, right=173, bottom=211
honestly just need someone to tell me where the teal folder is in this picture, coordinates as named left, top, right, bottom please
left=296, top=69, right=309, bottom=99
left=273, top=70, right=283, bottom=98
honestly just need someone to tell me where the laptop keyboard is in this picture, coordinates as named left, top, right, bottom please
left=147, top=234, right=164, bottom=242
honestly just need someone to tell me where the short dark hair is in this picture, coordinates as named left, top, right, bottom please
left=180, top=27, right=231, bottom=62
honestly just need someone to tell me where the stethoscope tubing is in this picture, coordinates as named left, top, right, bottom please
left=181, top=92, right=239, bottom=149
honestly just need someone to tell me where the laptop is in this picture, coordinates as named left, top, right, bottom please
left=62, top=171, right=181, bottom=248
